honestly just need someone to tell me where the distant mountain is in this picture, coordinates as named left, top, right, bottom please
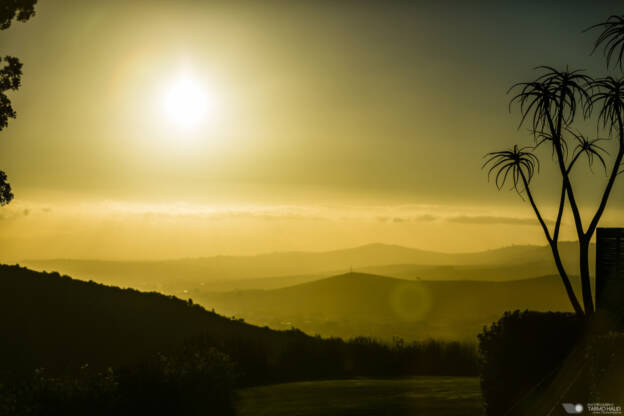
left=357, top=261, right=558, bottom=282
left=21, top=242, right=594, bottom=294
left=195, top=272, right=583, bottom=341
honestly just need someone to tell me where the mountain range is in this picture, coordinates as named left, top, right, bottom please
left=22, top=242, right=595, bottom=294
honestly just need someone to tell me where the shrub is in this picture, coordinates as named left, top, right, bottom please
left=0, top=347, right=238, bottom=416
left=478, top=310, right=585, bottom=416
left=0, top=367, right=118, bottom=416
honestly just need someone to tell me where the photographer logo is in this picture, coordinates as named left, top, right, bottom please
left=563, top=403, right=623, bottom=415
left=563, top=403, right=584, bottom=414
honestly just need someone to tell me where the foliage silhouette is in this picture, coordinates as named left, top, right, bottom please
left=0, top=0, right=36, bottom=30
left=483, top=145, right=539, bottom=193
left=508, top=66, right=592, bottom=133
left=589, top=15, right=624, bottom=70
left=0, top=55, right=22, bottom=131
left=567, top=129, right=608, bottom=173
left=0, top=171, right=12, bottom=206
left=0, top=0, right=36, bottom=207
left=0, top=347, right=239, bottom=416
left=484, top=16, right=624, bottom=315
left=478, top=311, right=585, bottom=416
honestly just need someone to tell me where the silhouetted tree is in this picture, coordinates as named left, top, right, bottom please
left=484, top=16, right=624, bottom=316
left=0, top=0, right=37, bottom=206
left=0, top=1, right=36, bottom=30
left=0, top=171, right=13, bottom=206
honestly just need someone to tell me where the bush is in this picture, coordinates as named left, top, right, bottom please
left=0, top=367, right=119, bottom=416
left=0, top=347, right=238, bottom=416
left=478, top=310, right=585, bottom=416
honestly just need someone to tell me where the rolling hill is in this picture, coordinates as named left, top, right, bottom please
left=357, top=261, right=560, bottom=282
left=194, top=272, right=584, bottom=340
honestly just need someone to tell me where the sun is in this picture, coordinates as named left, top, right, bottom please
left=163, top=77, right=210, bottom=129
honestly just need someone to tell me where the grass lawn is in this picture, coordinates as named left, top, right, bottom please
left=236, top=376, right=482, bottom=416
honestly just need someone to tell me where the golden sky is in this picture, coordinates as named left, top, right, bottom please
left=0, top=0, right=622, bottom=261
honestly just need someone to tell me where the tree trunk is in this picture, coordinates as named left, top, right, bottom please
left=550, top=242, right=584, bottom=315
left=579, top=239, right=594, bottom=314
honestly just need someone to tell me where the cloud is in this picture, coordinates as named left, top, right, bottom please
left=0, top=207, right=32, bottom=221
left=378, top=214, right=439, bottom=223
left=414, top=214, right=437, bottom=222
left=446, top=215, right=553, bottom=226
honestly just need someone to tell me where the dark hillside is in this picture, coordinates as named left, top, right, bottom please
left=0, top=265, right=478, bottom=386
left=0, top=264, right=272, bottom=378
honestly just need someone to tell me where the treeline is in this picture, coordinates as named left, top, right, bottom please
left=193, top=332, right=477, bottom=385
left=0, top=265, right=477, bottom=414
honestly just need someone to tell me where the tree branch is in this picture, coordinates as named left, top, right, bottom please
left=520, top=171, right=584, bottom=315
left=519, top=171, right=553, bottom=244
left=553, top=183, right=566, bottom=241
left=566, top=151, right=583, bottom=175
left=546, top=104, right=585, bottom=238
left=586, top=111, right=624, bottom=239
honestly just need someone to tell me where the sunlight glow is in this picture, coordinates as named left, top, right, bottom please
left=163, top=77, right=210, bottom=129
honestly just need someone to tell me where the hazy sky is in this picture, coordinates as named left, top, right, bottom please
left=0, top=0, right=623, bottom=260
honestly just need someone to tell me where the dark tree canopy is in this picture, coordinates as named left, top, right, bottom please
left=0, top=170, right=13, bottom=206
left=0, top=0, right=36, bottom=131
left=0, top=0, right=36, bottom=207
left=0, top=55, right=22, bottom=131
left=0, top=0, right=37, bottom=30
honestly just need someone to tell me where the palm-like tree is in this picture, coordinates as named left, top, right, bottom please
left=511, top=68, right=592, bottom=249
left=483, top=145, right=583, bottom=314
left=485, top=16, right=624, bottom=316
left=507, top=67, right=594, bottom=313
